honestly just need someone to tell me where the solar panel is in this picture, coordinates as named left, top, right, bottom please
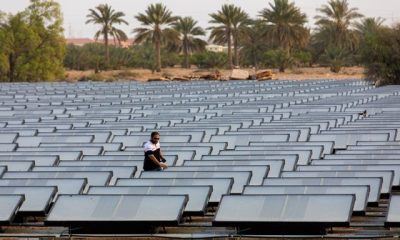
left=0, top=195, right=25, bottom=224
left=140, top=171, right=251, bottom=194
left=40, top=143, right=123, bottom=151
left=0, top=151, right=82, bottom=161
left=0, top=178, right=87, bottom=195
left=57, top=129, right=127, bottom=138
left=304, top=164, right=400, bottom=186
left=336, top=150, right=400, bottom=156
left=0, top=155, right=58, bottom=166
left=213, top=194, right=354, bottom=233
left=263, top=177, right=381, bottom=204
left=58, top=160, right=142, bottom=167
left=244, top=143, right=327, bottom=158
left=1, top=80, right=400, bottom=235
left=220, top=150, right=312, bottom=165
left=16, top=136, right=94, bottom=147
left=210, top=134, right=289, bottom=149
left=140, top=130, right=206, bottom=142
left=312, top=159, right=400, bottom=167
left=88, top=185, right=211, bottom=215
left=0, top=166, right=7, bottom=177
left=105, top=149, right=195, bottom=163
left=357, top=141, right=400, bottom=146
left=230, top=130, right=301, bottom=141
left=201, top=155, right=298, bottom=171
left=158, top=128, right=218, bottom=142
left=324, top=154, right=400, bottom=160
left=291, top=169, right=393, bottom=194
left=0, top=133, right=18, bottom=143
left=174, top=122, right=235, bottom=133
left=17, top=146, right=103, bottom=155
left=2, top=171, right=112, bottom=189
left=116, top=178, right=233, bottom=204
left=82, top=155, right=178, bottom=165
left=248, top=125, right=316, bottom=137
left=322, top=129, right=397, bottom=141
left=160, top=142, right=227, bottom=155
left=112, top=135, right=192, bottom=147
left=125, top=146, right=211, bottom=160
left=385, top=195, right=400, bottom=227
left=0, top=186, right=57, bottom=214
left=263, top=121, right=329, bottom=131
left=183, top=160, right=283, bottom=177
left=349, top=145, right=400, bottom=150
left=45, top=194, right=188, bottom=232
left=239, top=127, right=311, bottom=141
left=243, top=185, right=368, bottom=213
left=0, top=143, right=17, bottom=152
left=32, top=166, right=136, bottom=185
left=309, top=133, right=390, bottom=149
left=165, top=165, right=268, bottom=185
left=0, top=161, right=34, bottom=171
left=0, top=129, right=37, bottom=136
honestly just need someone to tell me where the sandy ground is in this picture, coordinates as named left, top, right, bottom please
left=65, top=66, right=366, bottom=82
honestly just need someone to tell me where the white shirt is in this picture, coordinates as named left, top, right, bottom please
left=143, top=140, right=160, bottom=152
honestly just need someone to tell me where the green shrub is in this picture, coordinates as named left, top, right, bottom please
left=360, top=24, right=400, bottom=86
left=263, top=49, right=294, bottom=72
left=292, top=50, right=312, bottom=67
left=320, top=46, right=350, bottom=73
left=191, top=52, right=227, bottom=69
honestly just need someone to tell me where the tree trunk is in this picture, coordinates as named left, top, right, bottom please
left=155, top=39, right=161, bottom=72
left=105, top=32, right=109, bottom=69
left=227, top=31, right=233, bottom=69
left=184, top=37, right=189, bottom=69
left=253, top=51, right=258, bottom=71
left=8, top=53, right=15, bottom=83
left=233, top=37, right=239, bottom=67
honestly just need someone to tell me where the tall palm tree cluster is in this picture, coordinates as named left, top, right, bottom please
left=85, top=0, right=385, bottom=72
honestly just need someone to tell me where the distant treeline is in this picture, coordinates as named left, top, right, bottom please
left=1, top=0, right=400, bottom=85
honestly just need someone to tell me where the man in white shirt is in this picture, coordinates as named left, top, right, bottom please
left=143, top=132, right=168, bottom=171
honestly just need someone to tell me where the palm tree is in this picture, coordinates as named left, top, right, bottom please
left=172, top=17, right=206, bottom=68
left=133, top=3, right=178, bottom=72
left=259, top=0, right=308, bottom=53
left=231, top=8, right=250, bottom=67
left=209, top=4, right=249, bottom=69
left=241, top=20, right=269, bottom=69
left=315, top=0, right=363, bottom=49
left=355, top=17, right=385, bottom=36
left=86, top=4, right=128, bottom=69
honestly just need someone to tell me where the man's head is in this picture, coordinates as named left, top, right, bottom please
left=150, top=132, right=160, bottom=144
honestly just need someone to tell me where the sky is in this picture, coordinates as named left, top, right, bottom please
left=1, top=0, right=400, bottom=38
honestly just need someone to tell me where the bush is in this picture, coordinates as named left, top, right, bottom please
left=319, top=46, right=350, bottom=73
left=263, top=49, right=294, bottom=72
left=191, top=52, right=227, bottom=69
left=161, top=52, right=181, bottom=68
left=292, top=50, right=312, bottom=67
left=65, top=43, right=136, bottom=72
left=360, top=24, right=400, bottom=86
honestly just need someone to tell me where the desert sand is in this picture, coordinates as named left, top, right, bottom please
left=65, top=66, right=366, bottom=82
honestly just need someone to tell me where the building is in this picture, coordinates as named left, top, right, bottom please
left=66, top=38, right=135, bottom=48
left=206, top=44, right=228, bottom=53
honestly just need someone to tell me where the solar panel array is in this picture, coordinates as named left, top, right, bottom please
left=0, top=79, right=400, bottom=236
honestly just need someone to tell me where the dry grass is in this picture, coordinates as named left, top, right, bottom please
left=65, top=66, right=365, bottom=82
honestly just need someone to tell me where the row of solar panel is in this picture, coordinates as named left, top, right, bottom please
left=0, top=80, right=400, bottom=234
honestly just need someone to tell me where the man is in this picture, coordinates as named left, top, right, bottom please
left=143, top=132, right=168, bottom=171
